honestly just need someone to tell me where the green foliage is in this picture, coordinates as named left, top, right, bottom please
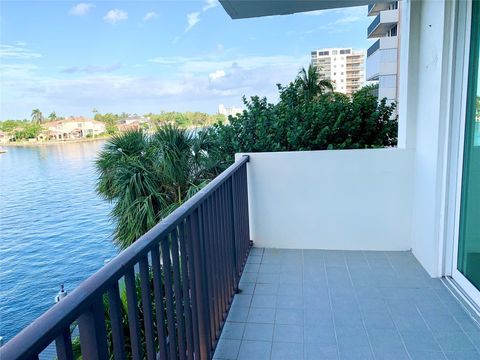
left=147, top=111, right=224, bottom=128
left=94, top=113, right=121, bottom=134
left=70, top=272, right=159, bottom=360
left=96, top=125, right=222, bottom=249
left=297, top=64, right=334, bottom=101
left=0, top=120, right=28, bottom=132
left=15, top=122, right=42, bottom=140
left=31, top=109, right=43, bottom=123
left=48, top=112, right=57, bottom=121
left=204, top=80, right=397, bottom=164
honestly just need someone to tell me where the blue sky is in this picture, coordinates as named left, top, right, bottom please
left=0, top=1, right=372, bottom=119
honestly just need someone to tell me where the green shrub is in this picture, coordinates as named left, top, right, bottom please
left=204, top=81, right=397, bottom=165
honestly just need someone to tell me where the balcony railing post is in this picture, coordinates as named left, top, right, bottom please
left=230, top=172, right=240, bottom=291
left=191, top=207, right=211, bottom=360
left=77, top=297, right=109, bottom=360
left=54, top=328, right=74, bottom=360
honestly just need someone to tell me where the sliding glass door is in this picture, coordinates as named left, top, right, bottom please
left=455, top=0, right=480, bottom=300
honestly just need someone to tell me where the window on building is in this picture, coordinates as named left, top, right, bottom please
left=332, top=50, right=337, bottom=55
left=334, top=72, right=336, bottom=75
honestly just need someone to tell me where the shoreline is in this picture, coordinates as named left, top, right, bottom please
left=1, top=136, right=112, bottom=147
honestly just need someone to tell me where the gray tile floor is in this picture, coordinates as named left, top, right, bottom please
left=213, top=248, right=480, bottom=360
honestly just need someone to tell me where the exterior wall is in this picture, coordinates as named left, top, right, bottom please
left=367, top=2, right=400, bottom=106
left=398, top=0, right=457, bottom=277
left=237, top=149, right=414, bottom=251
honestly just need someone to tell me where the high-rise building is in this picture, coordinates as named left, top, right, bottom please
left=366, top=1, right=400, bottom=106
left=218, top=104, right=244, bottom=117
left=311, top=48, right=365, bottom=96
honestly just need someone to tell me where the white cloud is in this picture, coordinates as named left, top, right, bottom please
left=202, top=0, right=218, bottom=12
left=208, top=70, right=226, bottom=81
left=0, top=44, right=41, bottom=59
left=149, top=54, right=310, bottom=74
left=60, top=63, right=123, bottom=74
left=1, top=52, right=309, bottom=119
left=296, top=6, right=369, bottom=35
left=172, top=36, right=180, bottom=44
left=143, top=11, right=157, bottom=21
left=185, top=12, right=200, bottom=32
left=103, top=9, right=128, bottom=24
left=69, top=3, right=95, bottom=16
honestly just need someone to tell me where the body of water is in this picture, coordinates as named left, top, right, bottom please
left=0, top=141, right=118, bottom=341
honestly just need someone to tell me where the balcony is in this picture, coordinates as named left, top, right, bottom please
left=366, top=37, right=399, bottom=81
left=367, top=9, right=399, bottom=38
left=2, top=150, right=480, bottom=359
left=367, top=39, right=380, bottom=57
left=368, top=2, right=394, bottom=16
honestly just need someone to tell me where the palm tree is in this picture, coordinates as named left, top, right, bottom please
left=297, top=64, right=334, bottom=101
left=31, top=109, right=43, bottom=123
left=48, top=112, right=57, bottom=121
left=96, top=125, right=221, bottom=249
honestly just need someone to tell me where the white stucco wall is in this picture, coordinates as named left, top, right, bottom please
left=236, top=149, right=414, bottom=251
left=399, top=0, right=456, bottom=277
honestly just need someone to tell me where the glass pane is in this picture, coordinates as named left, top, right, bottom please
left=458, top=1, right=480, bottom=291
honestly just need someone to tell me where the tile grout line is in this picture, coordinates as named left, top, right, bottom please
left=345, top=251, right=377, bottom=360
left=324, top=251, right=341, bottom=360
left=383, top=251, right=416, bottom=360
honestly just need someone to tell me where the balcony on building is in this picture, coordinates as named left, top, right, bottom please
left=2, top=0, right=480, bottom=359
left=367, top=2, right=395, bottom=17
left=367, top=9, right=399, bottom=38
left=366, top=36, right=398, bottom=81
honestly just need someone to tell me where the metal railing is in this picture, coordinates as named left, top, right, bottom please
left=1, top=156, right=251, bottom=360
left=367, top=39, right=381, bottom=57
left=367, top=14, right=380, bottom=37
left=368, top=3, right=374, bottom=14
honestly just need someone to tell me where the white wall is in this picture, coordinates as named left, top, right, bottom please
left=237, top=149, right=414, bottom=251
left=399, top=0, right=456, bottom=277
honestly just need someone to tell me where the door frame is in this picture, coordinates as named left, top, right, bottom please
left=449, top=0, right=480, bottom=307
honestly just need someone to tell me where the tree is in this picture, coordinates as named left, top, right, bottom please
left=96, top=125, right=222, bottom=249
left=204, top=81, right=397, bottom=164
left=297, top=64, right=334, bottom=101
left=31, top=109, right=43, bottom=123
left=48, top=112, right=57, bottom=121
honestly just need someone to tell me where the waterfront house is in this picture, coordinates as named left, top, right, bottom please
left=41, top=117, right=106, bottom=140
left=117, top=115, right=151, bottom=132
left=0, top=131, right=7, bottom=144
left=1, top=0, right=480, bottom=359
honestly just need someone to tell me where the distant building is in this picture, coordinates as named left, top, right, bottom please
left=41, top=117, right=105, bottom=140
left=218, top=104, right=244, bottom=117
left=0, top=131, right=7, bottom=144
left=117, top=115, right=151, bottom=132
left=311, top=48, right=365, bottom=96
left=366, top=1, right=400, bottom=106
left=117, top=115, right=150, bottom=126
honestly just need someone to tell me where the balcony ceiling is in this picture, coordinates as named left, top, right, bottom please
left=219, top=0, right=391, bottom=19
